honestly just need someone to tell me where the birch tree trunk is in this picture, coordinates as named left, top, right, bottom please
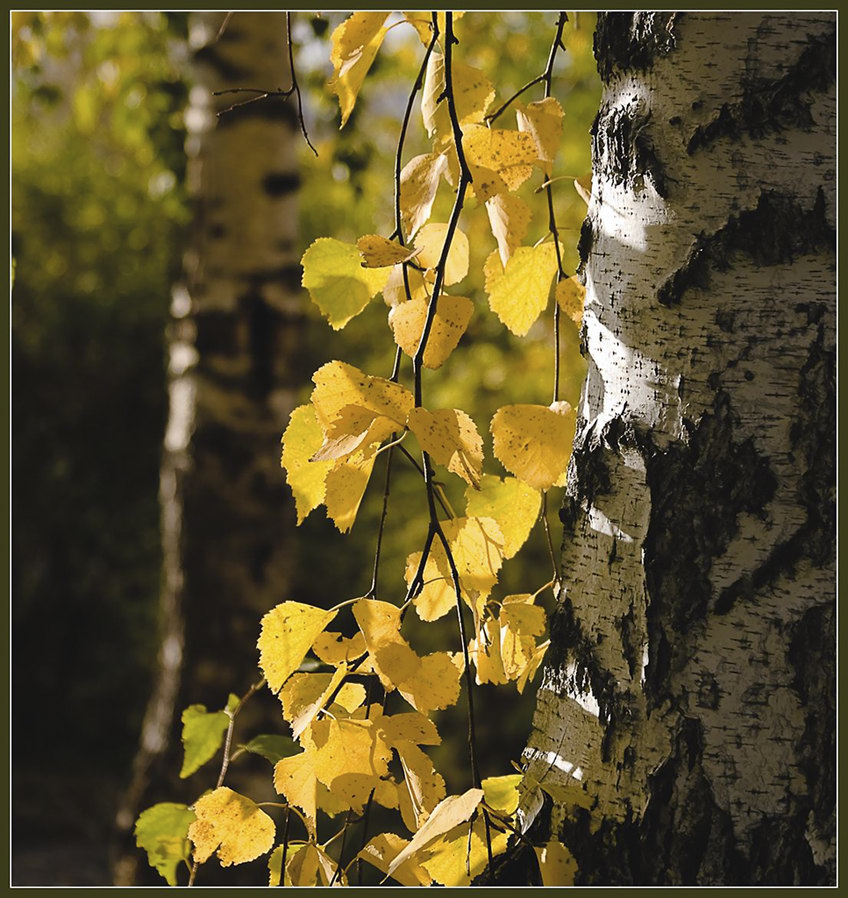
left=114, top=12, right=303, bottom=883
left=518, top=12, right=835, bottom=885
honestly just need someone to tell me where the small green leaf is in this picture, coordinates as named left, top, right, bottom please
left=179, top=704, right=230, bottom=779
left=301, top=238, right=391, bottom=330
left=134, top=802, right=195, bottom=885
left=240, top=734, right=298, bottom=766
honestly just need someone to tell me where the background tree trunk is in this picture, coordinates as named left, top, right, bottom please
left=518, top=12, right=834, bottom=885
left=114, top=12, right=305, bottom=883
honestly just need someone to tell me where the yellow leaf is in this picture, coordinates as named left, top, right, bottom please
left=485, top=193, right=532, bottom=267
left=406, top=547, right=454, bottom=622
left=301, top=238, right=390, bottom=329
left=311, top=360, right=413, bottom=433
left=311, top=404, right=397, bottom=463
left=484, top=244, right=558, bottom=336
left=574, top=173, right=592, bottom=205
left=389, top=294, right=473, bottom=369
left=357, top=234, right=420, bottom=268
left=188, top=787, right=274, bottom=867
left=311, top=630, right=367, bottom=666
left=358, top=832, right=432, bottom=886
left=419, top=817, right=509, bottom=886
left=421, top=52, right=494, bottom=140
left=353, top=597, right=404, bottom=653
left=464, top=475, right=541, bottom=560
left=502, top=595, right=547, bottom=637
left=258, top=602, right=337, bottom=694
left=470, top=618, right=507, bottom=685
left=327, top=12, right=390, bottom=128
left=482, top=774, right=523, bottom=815
left=400, top=152, right=448, bottom=238
left=387, top=788, right=484, bottom=878
left=462, top=124, right=537, bottom=190
left=273, top=751, right=348, bottom=827
left=376, top=711, right=441, bottom=747
left=413, top=223, right=469, bottom=286
left=279, top=668, right=347, bottom=740
left=467, top=164, right=508, bottom=203
left=440, top=516, right=505, bottom=605
left=516, top=97, right=564, bottom=172
left=281, top=405, right=332, bottom=525
left=555, top=275, right=586, bottom=327
left=324, top=449, right=376, bottom=533
left=534, top=840, right=578, bottom=886
left=382, top=262, right=430, bottom=308
left=396, top=739, right=447, bottom=831
left=397, top=651, right=463, bottom=714
left=404, top=11, right=465, bottom=45
left=516, top=638, right=549, bottom=693
left=491, top=403, right=577, bottom=490
left=407, top=407, right=483, bottom=487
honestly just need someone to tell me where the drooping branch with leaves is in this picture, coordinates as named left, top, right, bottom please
left=134, top=11, right=590, bottom=887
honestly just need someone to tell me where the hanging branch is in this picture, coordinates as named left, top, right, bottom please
left=214, top=12, right=317, bottom=155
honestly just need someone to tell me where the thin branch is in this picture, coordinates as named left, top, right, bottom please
left=279, top=807, right=291, bottom=886
left=215, top=11, right=234, bottom=42
left=329, top=810, right=353, bottom=885
left=285, top=12, right=317, bottom=155
left=541, top=491, right=561, bottom=585
left=485, top=73, right=546, bottom=124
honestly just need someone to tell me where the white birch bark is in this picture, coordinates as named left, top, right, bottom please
left=517, top=12, right=835, bottom=885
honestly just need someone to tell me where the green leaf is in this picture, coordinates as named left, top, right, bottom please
left=179, top=703, right=230, bottom=779
left=301, top=238, right=391, bottom=330
left=134, top=802, right=195, bottom=885
left=240, top=734, right=298, bottom=766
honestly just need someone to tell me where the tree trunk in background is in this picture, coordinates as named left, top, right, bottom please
left=518, top=12, right=834, bottom=885
left=114, top=12, right=304, bottom=883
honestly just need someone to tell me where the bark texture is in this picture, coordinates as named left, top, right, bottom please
left=114, top=12, right=304, bottom=883
left=518, top=12, right=834, bottom=885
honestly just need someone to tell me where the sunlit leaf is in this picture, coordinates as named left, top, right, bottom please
left=358, top=832, right=432, bottom=886
left=482, top=774, right=522, bottom=815
left=389, top=294, right=473, bottom=369
left=327, top=12, right=390, bottom=128
left=280, top=667, right=348, bottom=739
left=413, top=223, right=470, bottom=286
left=555, top=275, right=586, bottom=327
left=484, top=243, right=558, bottom=336
left=407, top=407, right=483, bottom=487
left=188, top=787, right=275, bottom=867
left=376, top=710, right=441, bottom=747
left=301, top=238, right=391, bottom=329
left=382, top=263, right=430, bottom=308
left=462, top=124, right=537, bottom=190
left=419, top=817, right=509, bottom=885
left=135, top=802, right=195, bottom=886
left=323, top=448, right=377, bottom=533
left=357, top=233, right=420, bottom=268
left=396, top=739, right=447, bottom=831
left=400, top=152, right=448, bottom=238
left=534, top=840, right=578, bottom=886
left=516, top=97, right=564, bottom=172
left=258, top=601, right=337, bottom=694
left=281, top=405, right=332, bottom=525
left=397, top=651, right=463, bottom=714
left=491, top=402, right=576, bottom=490
left=179, top=698, right=235, bottom=779
left=421, top=52, right=494, bottom=140
left=311, top=630, right=367, bottom=666
left=464, top=475, right=541, bottom=559
left=485, top=193, right=532, bottom=267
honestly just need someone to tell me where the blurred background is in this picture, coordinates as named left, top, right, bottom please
left=11, top=11, right=599, bottom=885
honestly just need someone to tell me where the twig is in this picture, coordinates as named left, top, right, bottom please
left=485, top=73, right=546, bottom=124
left=279, top=807, right=291, bottom=886
left=329, top=810, right=353, bottom=885
left=215, top=11, right=234, bottom=42
left=541, top=491, right=561, bottom=585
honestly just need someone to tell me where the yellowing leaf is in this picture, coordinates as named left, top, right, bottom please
left=311, top=404, right=394, bottom=463
left=311, top=360, right=414, bottom=433
left=464, top=475, right=541, bottom=559
left=312, top=630, right=367, bottom=666
left=440, top=516, right=505, bottom=605
left=280, top=668, right=347, bottom=739
left=484, top=244, right=558, bottom=336
left=377, top=710, right=441, bottom=747
left=574, top=173, right=592, bottom=205
left=534, top=840, right=578, bottom=886
left=179, top=699, right=235, bottom=779
left=421, top=52, right=494, bottom=140
left=462, top=124, right=537, bottom=190
left=258, top=602, right=337, bottom=694
left=404, top=10, right=465, bottom=45
left=467, top=163, right=508, bottom=203
left=353, top=598, right=404, bottom=654
left=396, top=740, right=447, bottom=831
left=408, top=407, right=483, bottom=487
left=269, top=841, right=339, bottom=886
left=502, top=596, right=546, bottom=638
left=327, top=12, right=390, bottom=128
left=135, top=803, right=195, bottom=885
left=419, top=817, right=509, bottom=886
left=324, top=449, right=377, bottom=533
left=358, top=833, right=432, bottom=886
left=491, top=403, right=577, bottom=490
left=413, top=223, right=470, bottom=286
left=400, top=153, right=448, bottom=238
left=397, top=651, right=463, bottom=714
left=556, top=275, right=586, bottom=327
left=281, top=405, right=332, bottom=524
left=470, top=618, right=507, bottom=685
left=389, top=294, right=473, bottom=369
left=485, top=193, right=532, bottom=267
left=387, top=788, right=484, bottom=878
left=516, top=97, right=564, bottom=171
left=406, top=547, right=454, bottom=622
left=188, top=787, right=274, bottom=867
left=516, top=638, right=549, bottom=693
left=482, top=774, right=522, bottom=815
left=357, top=233, right=420, bottom=268
left=301, top=238, right=391, bottom=329
left=382, top=262, right=430, bottom=308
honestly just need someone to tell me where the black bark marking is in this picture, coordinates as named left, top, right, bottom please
left=593, top=104, right=669, bottom=197
left=594, top=12, right=679, bottom=82
left=262, top=171, right=301, bottom=197
left=716, top=321, right=834, bottom=614
left=576, top=217, right=594, bottom=275
left=657, top=189, right=834, bottom=306
left=643, top=391, right=776, bottom=690
left=687, top=26, right=835, bottom=154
